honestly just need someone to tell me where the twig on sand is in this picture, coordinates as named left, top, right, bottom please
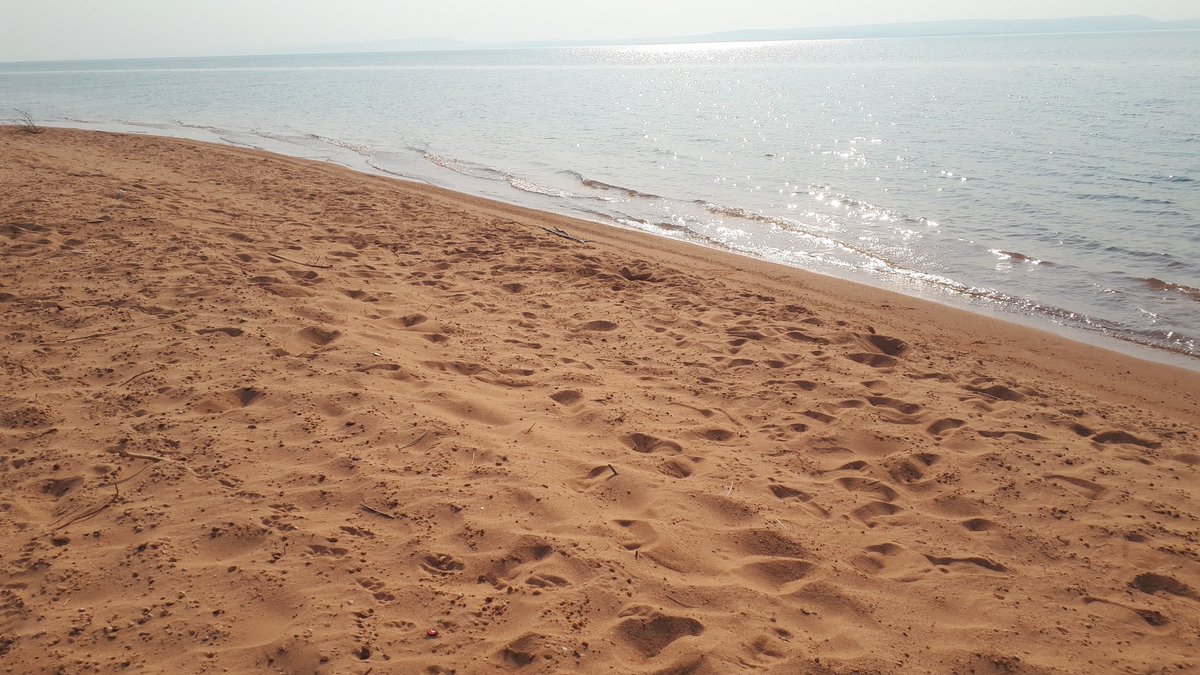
left=14, top=109, right=43, bottom=134
left=118, top=447, right=167, bottom=462
left=539, top=226, right=590, bottom=245
left=115, top=439, right=168, bottom=463
left=359, top=503, right=397, bottom=520
left=268, top=251, right=333, bottom=269
left=665, top=594, right=694, bottom=609
left=398, top=431, right=429, bottom=451
left=48, top=318, right=188, bottom=345
left=118, top=369, right=156, bottom=386
left=51, top=463, right=148, bottom=530
left=608, top=464, right=619, bottom=477
left=54, top=482, right=119, bottom=530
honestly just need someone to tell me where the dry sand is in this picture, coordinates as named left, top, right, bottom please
left=1, top=127, right=1199, bottom=674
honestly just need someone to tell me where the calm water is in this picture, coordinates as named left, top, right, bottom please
left=4, top=32, right=1200, bottom=365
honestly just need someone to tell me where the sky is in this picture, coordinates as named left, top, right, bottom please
left=1, top=0, right=1197, bottom=61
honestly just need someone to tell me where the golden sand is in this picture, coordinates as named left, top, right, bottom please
left=2, top=127, right=1198, bottom=673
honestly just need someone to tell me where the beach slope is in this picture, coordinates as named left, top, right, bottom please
left=1, top=127, right=1198, bottom=674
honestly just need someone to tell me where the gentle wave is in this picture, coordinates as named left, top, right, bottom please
left=1142, top=278, right=1200, bottom=302
left=991, top=250, right=1056, bottom=266
left=175, top=120, right=227, bottom=133
left=421, top=151, right=589, bottom=199
left=1072, top=192, right=1176, bottom=206
left=309, top=133, right=372, bottom=156
left=562, top=170, right=663, bottom=200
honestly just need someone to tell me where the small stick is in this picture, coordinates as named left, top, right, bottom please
left=268, top=252, right=333, bottom=269
left=49, top=318, right=187, bottom=345
left=119, top=369, right=156, bottom=386
left=665, top=594, right=693, bottom=609
left=608, top=464, right=619, bottom=476
left=539, top=226, right=590, bottom=245
left=725, top=482, right=734, bottom=497
left=398, top=431, right=428, bottom=451
left=359, top=503, right=396, bottom=520
left=113, top=463, right=153, bottom=486
left=54, top=483, right=119, bottom=530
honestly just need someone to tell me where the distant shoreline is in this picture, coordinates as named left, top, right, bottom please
left=4, top=15, right=1198, bottom=63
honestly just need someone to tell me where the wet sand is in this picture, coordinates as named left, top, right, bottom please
left=1, top=127, right=1198, bottom=674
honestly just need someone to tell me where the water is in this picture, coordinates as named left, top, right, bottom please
left=4, top=32, right=1199, bottom=366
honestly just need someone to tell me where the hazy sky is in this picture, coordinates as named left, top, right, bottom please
left=2, top=0, right=1196, bottom=61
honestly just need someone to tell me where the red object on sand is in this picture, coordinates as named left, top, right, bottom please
left=427, top=628, right=439, bottom=638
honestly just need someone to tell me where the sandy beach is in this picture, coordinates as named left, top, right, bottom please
left=2, top=126, right=1198, bottom=674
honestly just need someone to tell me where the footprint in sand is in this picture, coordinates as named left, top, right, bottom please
left=625, top=432, right=682, bottom=455
left=1093, top=430, right=1160, bottom=449
left=307, top=544, right=348, bottom=558
left=853, top=542, right=932, bottom=580
left=881, top=452, right=940, bottom=484
left=299, top=326, right=340, bottom=346
left=836, top=476, right=900, bottom=502
left=924, top=554, right=1006, bottom=573
left=549, top=390, right=583, bottom=405
left=851, top=501, right=903, bottom=527
left=1045, top=474, right=1107, bottom=500
left=927, top=418, right=966, bottom=436
left=962, top=518, right=997, bottom=532
left=1129, top=573, right=1197, bottom=600
left=614, top=608, right=705, bottom=658
left=196, top=327, right=244, bottom=337
left=846, top=353, right=898, bottom=368
left=964, top=383, right=1025, bottom=402
left=866, top=396, right=922, bottom=415
left=844, top=332, right=910, bottom=368
left=658, top=458, right=696, bottom=479
left=581, top=320, right=618, bottom=332
left=736, top=557, right=816, bottom=591
left=420, top=553, right=465, bottom=575
left=696, top=428, right=736, bottom=442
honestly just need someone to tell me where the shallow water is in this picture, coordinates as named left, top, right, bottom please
left=4, top=31, right=1199, bottom=365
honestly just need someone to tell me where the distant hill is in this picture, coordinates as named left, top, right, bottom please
left=699, top=15, right=1200, bottom=43
left=306, top=15, right=1200, bottom=54
left=509, top=15, right=1200, bottom=49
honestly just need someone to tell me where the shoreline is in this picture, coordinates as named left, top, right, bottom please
left=2, top=127, right=1198, bottom=672
left=32, top=118, right=1200, bottom=372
